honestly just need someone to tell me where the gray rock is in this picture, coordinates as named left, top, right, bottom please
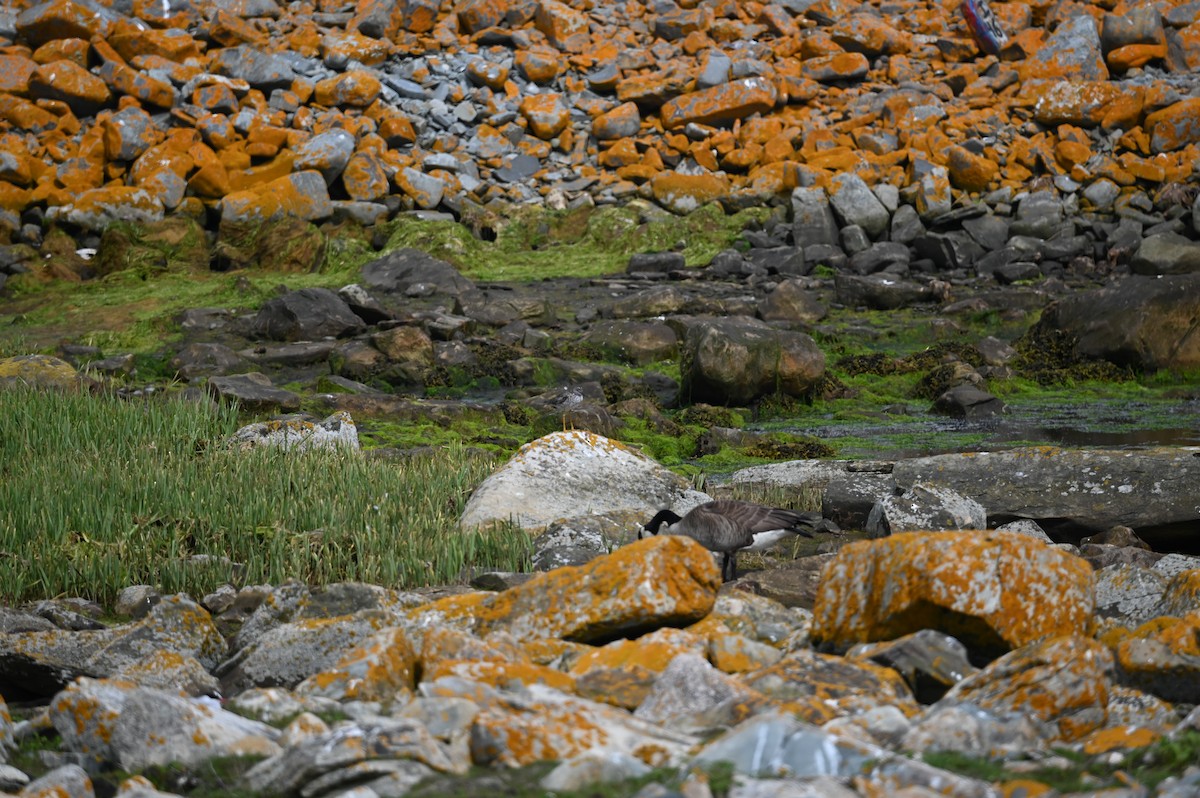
left=692, top=713, right=877, bottom=779
left=866, top=483, right=987, bottom=537
left=833, top=273, right=935, bottom=310
left=1094, top=564, right=1168, bottom=625
left=961, top=214, right=1010, bottom=251
left=1101, top=5, right=1164, bottom=51
left=361, top=248, right=476, bottom=296
left=758, top=279, right=827, bottom=324
left=244, top=717, right=457, bottom=794
left=294, top=129, right=356, bottom=184
left=250, top=287, right=365, bottom=342
left=532, top=514, right=632, bottom=570
left=580, top=320, right=678, bottom=365
left=16, top=765, right=92, bottom=798
left=1131, top=231, right=1200, bottom=275
left=791, top=187, right=839, bottom=248
left=1010, top=192, right=1068, bottom=240
left=680, top=318, right=825, bottom=406
left=890, top=204, right=925, bottom=244
left=1026, top=13, right=1108, bottom=81
left=217, top=608, right=398, bottom=695
left=993, top=519, right=1053, bottom=542
left=847, top=242, right=910, bottom=275
left=609, top=285, right=691, bottom=318
left=891, top=447, right=1200, bottom=540
left=541, top=751, right=651, bottom=791
left=829, top=174, right=889, bottom=238
left=634, top=653, right=762, bottom=732
left=170, top=342, right=249, bottom=380
left=901, top=702, right=1043, bottom=759
left=210, top=45, right=298, bottom=91
left=848, top=629, right=978, bottom=703
left=627, top=252, right=685, bottom=273
left=1034, top=273, right=1200, bottom=371
left=914, top=231, right=984, bottom=271
left=207, top=372, right=302, bottom=412
left=932, top=384, right=1006, bottom=419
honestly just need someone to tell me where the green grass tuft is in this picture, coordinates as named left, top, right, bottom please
left=0, top=387, right=529, bottom=605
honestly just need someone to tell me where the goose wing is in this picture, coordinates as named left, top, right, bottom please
left=683, top=503, right=756, bottom=551
left=703, top=500, right=825, bottom=536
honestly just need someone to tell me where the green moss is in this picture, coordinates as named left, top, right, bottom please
left=923, top=731, right=1200, bottom=792
left=379, top=202, right=768, bottom=281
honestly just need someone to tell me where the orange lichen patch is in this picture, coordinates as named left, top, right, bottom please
left=812, top=531, right=1094, bottom=657
left=425, top=658, right=576, bottom=692
left=743, top=649, right=919, bottom=718
left=519, top=93, right=570, bottom=140
left=1079, top=725, right=1161, bottom=755
left=660, top=77, right=778, bottom=130
left=295, top=627, right=417, bottom=702
left=997, top=780, right=1056, bottom=798
left=707, top=631, right=783, bottom=674
left=409, top=535, right=720, bottom=643
left=1107, top=43, right=1166, bottom=72
left=29, top=59, right=111, bottom=115
left=1158, top=569, right=1200, bottom=617
left=314, top=70, right=382, bottom=107
left=0, top=54, right=37, bottom=95
left=1029, top=80, right=1144, bottom=129
left=224, top=151, right=297, bottom=193
left=945, top=144, right=998, bottom=192
left=1145, top=98, right=1200, bottom=154
left=948, top=635, right=1112, bottom=742
left=649, top=171, right=730, bottom=214
left=1113, top=611, right=1200, bottom=703
left=569, top=630, right=702, bottom=708
left=470, top=702, right=607, bottom=766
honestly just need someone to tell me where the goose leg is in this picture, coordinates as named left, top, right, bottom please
left=719, top=551, right=736, bottom=582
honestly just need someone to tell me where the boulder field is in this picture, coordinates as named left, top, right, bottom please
left=0, top=0, right=1197, bottom=248
left=1, top=531, right=1199, bottom=797
left=2, top=429, right=1200, bottom=796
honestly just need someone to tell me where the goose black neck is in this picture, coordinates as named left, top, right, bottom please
left=644, top=509, right=682, bottom=534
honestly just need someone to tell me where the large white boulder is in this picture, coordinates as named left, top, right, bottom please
left=460, top=430, right=688, bottom=533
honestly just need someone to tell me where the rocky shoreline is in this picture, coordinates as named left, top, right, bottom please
left=3, top=0, right=1200, bottom=794
left=1, top=422, right=1200, bottom=798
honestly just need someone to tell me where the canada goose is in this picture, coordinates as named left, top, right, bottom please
left=639, top=500, right=836, bottom=582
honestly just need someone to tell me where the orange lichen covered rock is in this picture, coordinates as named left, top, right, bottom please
left=660, top=77, right=778, bottom=130
left=0, top=54, right=37, bottom=95
left=812, top=531, right=1094, bottom=657
left=569, top=628, right=704, bottom=708
left=942, top=635, right=1113, bottom=742
left=294, top=627, right=417, bottom=702
left=1145, top=98, right=1200, bottom=154
left=650, top=171, right=730, bottom=214
left=29, top=60, right=111, bottom=115
left=314, top=70, right=382, bottom=107
left=519, top=93, right=570, bottom=140
left=1113, top=610, right=1200, bottom=703
left=946, top=144, right=999, bottom=192
left=409, top=534, right=721, bottom=643
left=743, top=648, right=920, bottom=719
left=1030, top=81, right=1145, bottom=129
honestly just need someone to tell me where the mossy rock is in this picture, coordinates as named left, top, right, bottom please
left=214, top=217, right=326, bottom=273
left=0, top=354, right=82, bottom=391
left=94, top=217, right=209, bottom=278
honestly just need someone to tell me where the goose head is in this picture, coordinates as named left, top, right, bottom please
left=638, top=509, right=682, bottom=540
